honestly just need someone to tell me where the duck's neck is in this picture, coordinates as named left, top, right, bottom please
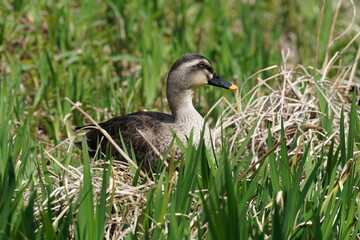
left=167, top=88, right=202, bottom=123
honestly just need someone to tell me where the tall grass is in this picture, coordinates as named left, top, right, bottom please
left=0, top=0, right=359, bottom=239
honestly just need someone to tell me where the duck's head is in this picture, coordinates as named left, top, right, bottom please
left=167, top=54, right=237, bottom=92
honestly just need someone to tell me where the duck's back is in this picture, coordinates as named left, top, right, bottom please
left=75, top=111, right=174, bottom=169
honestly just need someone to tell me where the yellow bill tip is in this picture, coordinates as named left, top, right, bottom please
left=229, top=84, right=238, bottom=90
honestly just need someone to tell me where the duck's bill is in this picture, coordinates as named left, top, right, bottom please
left=208, top=74, right=237, bottom=90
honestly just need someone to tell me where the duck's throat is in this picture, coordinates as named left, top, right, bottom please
left=167, top=89, right=201, bottom=123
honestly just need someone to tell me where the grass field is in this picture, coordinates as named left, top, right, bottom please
left=1, top=0, right=360, bottom=239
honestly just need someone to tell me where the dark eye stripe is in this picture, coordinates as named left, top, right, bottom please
left=198, top=63, right=214, bottom=73
left=206, top=65, right=214, bottom=73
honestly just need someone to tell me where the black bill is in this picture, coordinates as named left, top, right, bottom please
left=208, top=73, right=237, bottom=90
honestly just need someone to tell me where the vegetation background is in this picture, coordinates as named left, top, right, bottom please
left=0, top=0, right=359, bottom=239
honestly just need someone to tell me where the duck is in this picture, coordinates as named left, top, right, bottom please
left=75, top=54, right=237, bottom=170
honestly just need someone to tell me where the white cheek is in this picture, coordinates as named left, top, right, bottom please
left=192, top=73, right=208, bottom=87
left=208, top=73, right=213, bottom=80
left=202, top=72, right=210, bottom=84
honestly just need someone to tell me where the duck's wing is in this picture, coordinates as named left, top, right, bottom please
left=75, top=111, right=174, bottom=162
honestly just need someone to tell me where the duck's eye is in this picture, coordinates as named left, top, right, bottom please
left=199, top=63, right=206, bottom=69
